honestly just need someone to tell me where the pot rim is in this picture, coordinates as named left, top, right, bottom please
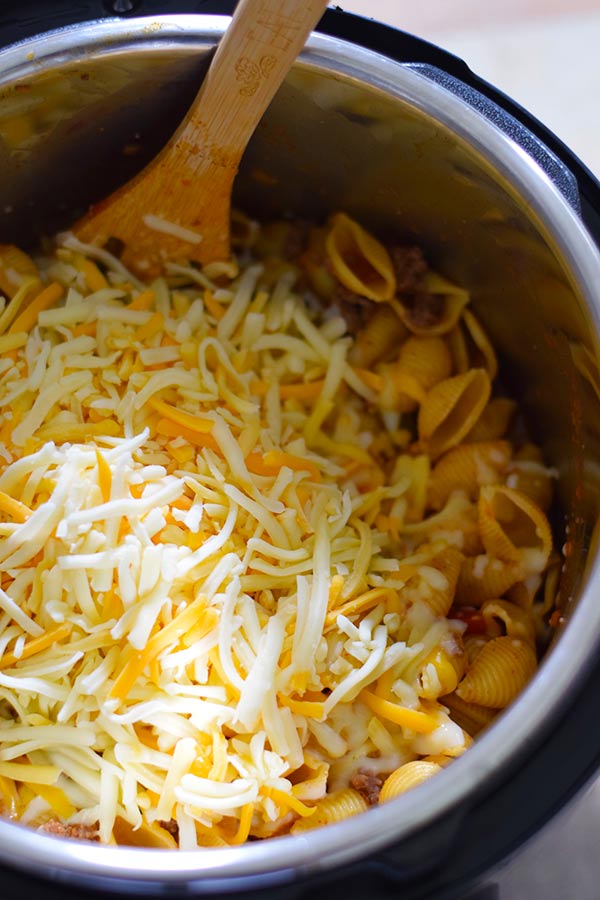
left=0, top=12, right=599, bottom=888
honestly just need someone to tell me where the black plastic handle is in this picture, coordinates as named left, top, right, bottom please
left=407, top=63, right=581, bottom=212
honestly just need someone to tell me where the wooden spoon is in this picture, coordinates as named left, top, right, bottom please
left=74, top=0, right=328, bottom=277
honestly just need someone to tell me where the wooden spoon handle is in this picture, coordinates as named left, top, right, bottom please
left=75, top=0, right=328, bottom=273
left=183, top=0, right=329, bottom=163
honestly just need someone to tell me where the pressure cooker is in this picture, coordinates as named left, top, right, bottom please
left=0, top=1, right=600, bottom=898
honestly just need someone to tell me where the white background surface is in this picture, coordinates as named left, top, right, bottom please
left=335, top=0, right=600, bottom=177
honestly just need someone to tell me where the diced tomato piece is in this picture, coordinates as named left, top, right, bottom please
left=449, top=606, right=487, bottom=635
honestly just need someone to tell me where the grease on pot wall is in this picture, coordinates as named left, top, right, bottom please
left=335, top=0, right=600, bottom=177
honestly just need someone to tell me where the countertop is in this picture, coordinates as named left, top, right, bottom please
left=335, top=0, right=600, bottom=178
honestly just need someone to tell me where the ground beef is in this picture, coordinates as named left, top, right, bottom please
left=283, top=220, right=311, bottom=260
left=350, top=769, right=383, bottom=806
left=390, top=245, right=428, bottom=294
left=159, top=818, right=179, bottom=840
left=334, top=282, right=374, bottom=333
left=389, top=244, right=444, bottom=331
left=39, top=820, right=100, bottom=841
left=400, top=290, right=445, bottom=330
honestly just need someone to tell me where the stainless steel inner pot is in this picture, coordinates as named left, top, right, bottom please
left=0, top=12, right=600, bottom=894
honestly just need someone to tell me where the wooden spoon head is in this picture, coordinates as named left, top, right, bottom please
left=74, top=146, right=235, bottom=279
left=73, top=0, right=330, bottom=278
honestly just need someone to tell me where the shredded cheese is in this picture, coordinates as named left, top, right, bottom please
left=142, top=215, right=203, bottom=245
left=0, top=224, right=508, bottom=848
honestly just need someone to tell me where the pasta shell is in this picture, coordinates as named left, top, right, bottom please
left=288, top=756, right=329, bottom=802
left=421, top=754, right=455, bottom=767
left=456, top=636, right=537, bottom=708
left=456, top=555, right=521, bottom=607
left=467, top=397, right=517, bottom=442
left=447, top=324, right=469, bottom=374
left=301, top=226, right=338, bottom=300
left=290, top=788, right=368, bottom=833
left=531, top=556, right=562, bottom=639
left=195, top=824, right=231, bottom=847
left=377, top=362, right=425, bottom=413
left=349, top=304, right=407, bottom=368
left=539, top=555, right=562, bottom=619
left=504, top=443, right=555, bottom=512
left=401, top=545, right=464, bottom=617
left=463, top=633, right=490, bottom=665
left=379, top=760, right=442, bottom=802
left=460, top=309, right=498, bottom=381
left=480, top=599, right=536, bottom=644
left=442, top=692, right=498, bottom=735
left=478, top=485, right=552, bottom=575
left=402, top=493, right=482, bottom=556
left=427, top=440, right=512, bottom=511
left=325, top=213, right=396, bottom=302
left=394, top=271, right=469, bottom=336
left=112, top=816, right=177, bottom=849
left=505, top=574, right=543, bottom=609
left=418, top=369, right=491, bottom=459
left=378, top=336, right=452, bottom=413
left=390, top=454, right=430, bottom=524
left=397, top=335, right=453, bottom=392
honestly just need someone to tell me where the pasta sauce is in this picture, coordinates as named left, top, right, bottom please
left=0, top=212, right=558, bottom=846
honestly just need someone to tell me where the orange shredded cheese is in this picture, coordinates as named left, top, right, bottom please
left=8, top=282, right=64, bottom=334
left=109, top=596, right=210, bottom=701
left=149, top=397, right=214, bottom=434
left=360, top=690, right=439, bottom=734
left=0, top=623, right=73, bottom=669
left=262, top=786, right=316, bottom=818
left=0, top=491, right=32, bottom=522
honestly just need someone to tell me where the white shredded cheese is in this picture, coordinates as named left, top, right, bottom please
left=142, top=214, right=203, bottom=245
left=0, top=227, right=547, bottom=849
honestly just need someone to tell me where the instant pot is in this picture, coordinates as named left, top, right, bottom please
left=1, top=2, right=600, bottom=898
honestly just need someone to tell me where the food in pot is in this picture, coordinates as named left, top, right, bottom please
left=0, top=213, right=558, bottom=846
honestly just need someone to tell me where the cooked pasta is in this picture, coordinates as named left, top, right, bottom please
left=441, top=693, right=498, bottom=735
left=393, top=272, right=469, bottom=337
left=427, top=440, right=512, bottom=510
left=290, top=787, right=367, bottom=832
left=456, top=554, right=522, bottom=606
left=348, top=305, right=408, bottom=369
left=453, top=309, right=498, bottom=380
left=417, top=369, right=492, bottom=459
left=324, top=213, right=396, bottom=302
left=455, top=636, right=537, bottom=707
left=480, top=600, right=536, bottom=645
left=379, top=760, right=442, bottom=802
left=378, top=335, right=453, bottom=414
left=401, top=545, right=464, bottom=618
left=478, top=484, right=552, bottom=573
left=466, top=397, right=517, bottom=443
left=505, top=443, right=556, bottom=512
left=0, top=211, right=559, bottom=845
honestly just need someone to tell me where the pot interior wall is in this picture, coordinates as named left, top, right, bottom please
left=0, top=25, right=598, bottom=676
